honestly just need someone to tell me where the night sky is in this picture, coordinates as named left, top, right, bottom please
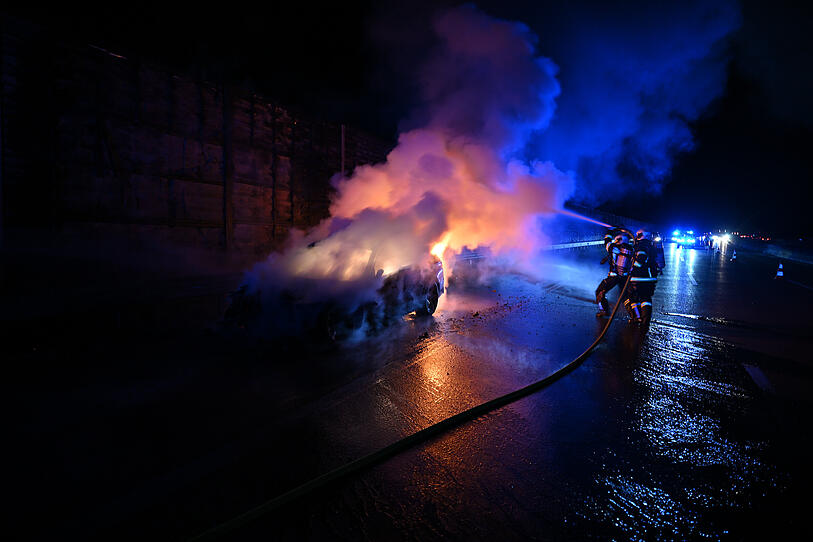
left=8, top=0, right=813, bottom=237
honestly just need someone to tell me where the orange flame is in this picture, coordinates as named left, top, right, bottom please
left=431, top=232, right=451, bottom=261
left=431, top=232, right=451, bottom=278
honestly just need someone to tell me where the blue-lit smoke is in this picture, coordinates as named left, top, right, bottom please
left=524, top=0, right=742, bottom=203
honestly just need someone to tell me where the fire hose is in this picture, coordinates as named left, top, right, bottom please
left=191, top=237, right=635, bottom=541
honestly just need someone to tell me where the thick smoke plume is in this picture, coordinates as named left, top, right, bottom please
left=239, top=4, right=572, bottom=336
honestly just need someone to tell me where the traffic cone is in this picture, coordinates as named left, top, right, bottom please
left=775, top=262, right=784, bottom=279
left=730, top=250, right=737, bottom=262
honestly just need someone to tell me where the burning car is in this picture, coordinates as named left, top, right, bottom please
left=223, top=248, right=445, bottom=342
left=379, top=255, right=445, bottom=317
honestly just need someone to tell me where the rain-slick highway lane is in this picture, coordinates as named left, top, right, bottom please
left=11, top=243, right=813, bottom=541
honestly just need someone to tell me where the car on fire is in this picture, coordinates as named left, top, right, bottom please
left=223, top=249, right=445, bottom=341
left=378, top=255, right=445, bottom=317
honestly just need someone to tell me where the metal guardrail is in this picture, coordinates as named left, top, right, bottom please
left=455, top=252, right=485, bottom=261
left=543, top=240, right=605, bottom=250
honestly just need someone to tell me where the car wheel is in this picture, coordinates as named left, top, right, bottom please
left=416, top=287, right=440, bottom=316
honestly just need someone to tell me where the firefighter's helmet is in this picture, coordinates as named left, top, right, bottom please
left=614, top=233, right=631, bottom=245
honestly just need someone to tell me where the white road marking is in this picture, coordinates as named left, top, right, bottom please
left=688, top=273, right=698, bottom=286
left=744, top=364, right=774, bottom=393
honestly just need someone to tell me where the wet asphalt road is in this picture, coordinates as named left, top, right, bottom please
left=11, top=242, right=813, bottom=540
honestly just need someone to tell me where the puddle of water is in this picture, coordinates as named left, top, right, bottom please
left=572, top=323, right=786, bottom=539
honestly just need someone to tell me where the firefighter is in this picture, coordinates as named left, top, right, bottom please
left=595, top=230, right=634, bottom=317
left=627, top=229, right=660, bottom=325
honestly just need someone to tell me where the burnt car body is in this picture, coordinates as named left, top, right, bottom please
left=381, top=257, right=445, bottom=316
left=224, top=254, right=445, bottom=341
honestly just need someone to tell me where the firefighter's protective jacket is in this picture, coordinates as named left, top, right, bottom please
left=630, top=238, right=659, bottom=284
left=603, top=235, right=634, bottom=277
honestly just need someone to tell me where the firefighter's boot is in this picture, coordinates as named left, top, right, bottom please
left=640, top=302, right=653, bottom=326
